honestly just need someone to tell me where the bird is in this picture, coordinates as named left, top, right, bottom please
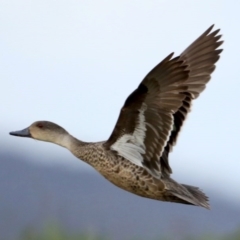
left=10, top=25, right=223, bottom=209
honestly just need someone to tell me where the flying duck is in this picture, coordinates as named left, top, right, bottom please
left=10, top=25, right=223, bottom=209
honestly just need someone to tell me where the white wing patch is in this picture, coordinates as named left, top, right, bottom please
left=111, top=103, right=147, bottom=167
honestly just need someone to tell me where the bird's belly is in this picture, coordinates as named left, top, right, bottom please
left=96, top=161, right=165, bottom=199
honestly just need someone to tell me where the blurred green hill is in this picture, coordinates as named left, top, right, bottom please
left=20, top=224, right=240, bottom=240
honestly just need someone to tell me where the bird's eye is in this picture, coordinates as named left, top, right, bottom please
left=37, top=123, right=43, bottom=129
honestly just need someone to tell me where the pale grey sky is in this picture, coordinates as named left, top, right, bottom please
left=1, top=1, right=239, bottom=203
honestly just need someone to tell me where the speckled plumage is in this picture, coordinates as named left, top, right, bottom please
left=10, top=25, right=223, bottom=209
left=68, top=140, right=208, bottom=208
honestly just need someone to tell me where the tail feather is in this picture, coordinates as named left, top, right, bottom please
left=182, top=184, right=210, bottom=209
left=164, top=178, right=210, bottom=209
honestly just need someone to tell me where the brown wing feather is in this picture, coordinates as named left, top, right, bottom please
left=104, top=25, right=223, bottom=179
left=160, top=25, right=223, bottom=175
left=105, top=54, right=189, bottom=178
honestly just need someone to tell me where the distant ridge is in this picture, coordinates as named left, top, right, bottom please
left=1, top=150, right=240, bottom=240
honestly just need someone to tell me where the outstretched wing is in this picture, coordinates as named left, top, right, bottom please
left=104, top=53, right=189, bottom=178
left=160, top=25, right=223, bottom=175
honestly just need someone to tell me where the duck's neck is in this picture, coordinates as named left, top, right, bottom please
left=54, top=133, right=93, bottom=163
